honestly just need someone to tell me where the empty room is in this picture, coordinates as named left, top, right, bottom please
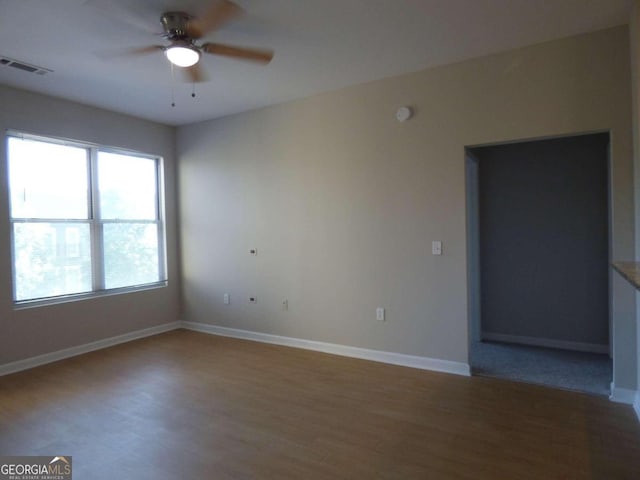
left=1, top=1, right=640, bottom=478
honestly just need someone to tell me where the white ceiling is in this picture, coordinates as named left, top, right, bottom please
left=0, top=0, right=632, bottom=126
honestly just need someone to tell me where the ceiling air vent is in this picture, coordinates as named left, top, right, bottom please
left=0, top=56, right=53, bottom=75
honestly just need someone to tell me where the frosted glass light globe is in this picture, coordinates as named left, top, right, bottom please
left=165, top=46, right=200, bottom=67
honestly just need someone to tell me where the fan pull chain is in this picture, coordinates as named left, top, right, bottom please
left=170, top=63, right=176, bottom=107
left=192, top=82, right=196, bottom=98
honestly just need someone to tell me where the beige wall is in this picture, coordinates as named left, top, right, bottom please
left=178, top=26, right=636, bottom=385
left=0, top=85, right=180, bottom=364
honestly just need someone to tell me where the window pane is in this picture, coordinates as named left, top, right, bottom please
left=98, top=152, right=157, bottom=220
left=8, top=137, right=88, bottom=219
left=103, top=223, right=160, bottom=289
left=13, top=223, right=92, bottom=301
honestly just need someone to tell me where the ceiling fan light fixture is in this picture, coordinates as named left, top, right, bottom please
left=165, top=45, right=200, bottom=67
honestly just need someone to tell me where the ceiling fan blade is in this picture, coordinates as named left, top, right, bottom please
left=202, top=43, right=274, bottom=64
left=96, top=45, right=164, bottom=60
left=187, top=0, right=244, bottom=39
left=183, top=64, right=208, bottom=83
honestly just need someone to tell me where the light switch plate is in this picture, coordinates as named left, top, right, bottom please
left=432, top=241, right=442, bottom=255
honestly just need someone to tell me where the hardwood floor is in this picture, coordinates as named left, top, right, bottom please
left=0, top=329, right=639, bottom=479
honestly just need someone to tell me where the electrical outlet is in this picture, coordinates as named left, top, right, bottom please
left=223, top=293, right=230, bottom=305
left=249, top=296, right=257, bottom=304
left=432, top=241, right=442, bottom=255
left=282, top=299, right=288, bottom=311
left=376, top=307, right=385, bottom=321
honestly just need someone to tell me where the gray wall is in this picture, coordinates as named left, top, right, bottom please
left=177, top=26, right=635, bottom=386
left=0, top=85, right=181, bottom=364
left=474, top=134, right=609, bottom=348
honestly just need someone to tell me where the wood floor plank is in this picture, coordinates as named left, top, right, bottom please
left=0, top=329, right=639, bottom=479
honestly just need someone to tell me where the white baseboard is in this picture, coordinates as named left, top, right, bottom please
left=181, top=321, right=471, bottom=377
left=0, top=321, right=181, bottom=376
left=482, top=332, right=609, bottom=354
left=609, top=382, right=637, bottom=404
left=1, top=320, right=633, bottom=412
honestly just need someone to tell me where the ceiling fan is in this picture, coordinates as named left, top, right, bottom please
left=108, top=0, right=274, bottom=83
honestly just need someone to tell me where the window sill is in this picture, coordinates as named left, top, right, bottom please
left=13, top=281, right=169, bottom=310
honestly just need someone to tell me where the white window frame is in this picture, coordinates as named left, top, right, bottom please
left=7, top=130, right=167, bottom=308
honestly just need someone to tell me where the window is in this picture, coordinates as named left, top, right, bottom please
left=7, top=132, right=166, bottom=304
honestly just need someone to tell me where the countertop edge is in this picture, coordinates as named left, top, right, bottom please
left=612, top=261, right=640, bottom=290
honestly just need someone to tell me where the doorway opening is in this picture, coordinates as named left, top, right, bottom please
left=466, top=133, right=612, bottom=396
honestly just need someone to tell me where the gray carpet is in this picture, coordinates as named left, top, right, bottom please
left=470, top=341, right=612, bottom=396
